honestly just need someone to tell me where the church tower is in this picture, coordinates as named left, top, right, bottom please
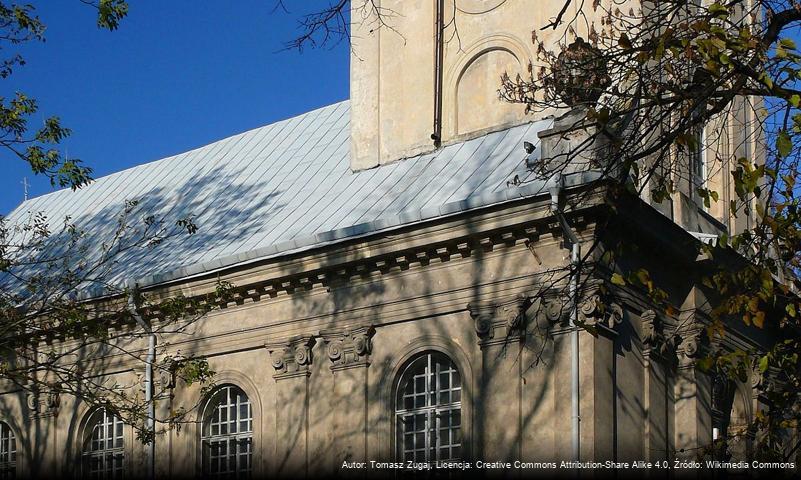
left=349, top=0, right=560, bottom=170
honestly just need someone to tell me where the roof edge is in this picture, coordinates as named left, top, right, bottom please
left=110, top=169, right=603, bottom=295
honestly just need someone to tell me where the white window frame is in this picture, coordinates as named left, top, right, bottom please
left=82, top=408, right=125, bottom=479
left=395, top=352, right=462, bottom=463
left=0, top=422, right=16, bottom=479
left=201, top=385, right=253, bottom=478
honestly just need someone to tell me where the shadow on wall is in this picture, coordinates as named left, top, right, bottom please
left=0, top=161, right=279, bottom=476
left=274, top=205, right=569, bottom=474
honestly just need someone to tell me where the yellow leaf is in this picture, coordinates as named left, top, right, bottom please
left=753, top=310, right=765, bottom=328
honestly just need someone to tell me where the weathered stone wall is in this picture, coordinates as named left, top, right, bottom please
left=0, top=189, right=764, bottom=478
left=350, top=0, right=542, bottom=170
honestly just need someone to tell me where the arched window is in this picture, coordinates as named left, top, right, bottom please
left=0, top=422, right=16, bottom=479
left=201, top=385, right=252, bottom=478
left=395, top=352, right=462, bottom=462
left=82, top=408, right=124, bottom=479
left=711, top=374, right=752, bottom=462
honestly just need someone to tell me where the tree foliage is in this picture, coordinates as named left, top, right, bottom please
left=0, top=1, right=227, bottom=444
left=496, top=0, right=801, bottom=460
left=0, top=1, right=128, bottom=190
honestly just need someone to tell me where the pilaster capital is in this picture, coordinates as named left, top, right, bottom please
left=266, top=335, right=316, bottom=380
left=640, top=310, right=659, bottom=345
left=26, top=385, right=60, bottom=419
left=529, top=295, right=567, bottom=330
left=676, top=317, right=707, bottom=369
left=577, top=293, right=624, bottom=335
left=320, top=325, right=375, bottom=371
left=468, top=295, right=527, bottom=347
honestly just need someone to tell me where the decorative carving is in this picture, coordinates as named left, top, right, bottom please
left=26, top=386, right=60, bottom=418
left=469, top=303, right=495, bottom=339
left=578, top=294, right=624, bottom=332
left=133, top=365, right=173, bottom=394
left=675, top=318, right=706, bottom=369
left=641, top=310, right=659, bottom=346
left=266, top=335, right=316, bottom=379
left=751, top=362, right=765, bottom=390
left=683, top=334, right=701, bottom=358
left=750, top=361, right=779, bottom=400
left=468, top=295, right=528, bottom=347
left=530, top=296, right=565, bottom=329
left=543, top=299, right=564, bottom=324
left=321, top=325, right=375, bottom=371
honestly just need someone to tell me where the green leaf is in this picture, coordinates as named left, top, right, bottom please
left=777, top=130, right=792, bottom=158
left=759, top=355, right=769, bottom=373
left=611, top=273, right=626, bottom=286
left=708, top=3, right=728, bottom=18
left=97, top=0, right=129, bottom=31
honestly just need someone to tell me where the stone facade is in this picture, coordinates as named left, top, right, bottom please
left=0, top=179, right=771, bottom=477
left=0, top=1, right=774, bottom=478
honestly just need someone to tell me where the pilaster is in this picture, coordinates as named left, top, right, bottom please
left=267, top=335, right=316, bottom=476
left=469, top=296, right=526, bottom=467
left=673, top=316, right=711, bottom=460
left=640, top=310, right=671, bottom=465
left=320, top=326, right=375, bottom=475
left=575, top=292, right=619, bottom=462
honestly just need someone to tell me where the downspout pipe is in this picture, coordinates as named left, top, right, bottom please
left=127, top=281, right=155, bottom=480
left=547, top=173, right=581, bottom=464
left=431, top=0, right=444, bottom=147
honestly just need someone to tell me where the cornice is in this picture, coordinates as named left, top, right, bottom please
left=135, top=187, right=607, bottom=322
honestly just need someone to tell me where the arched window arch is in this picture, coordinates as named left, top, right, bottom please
left=81, top=408, right=124, bottom=479
left=395, top=351, right=462, bottom=462
left=201, top=385, right=252, bottom=478
left=0, top=422, right=16, bottom=479
left=711, top=374, right=753, bottom=462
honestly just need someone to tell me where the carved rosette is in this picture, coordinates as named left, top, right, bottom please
left=321, top=325, right=375, bottom=371
left=468, top=295, right=528, bottom=347
left=577, top=294, right=624, bottom=333
left=266, top=335, right=316, bottom=380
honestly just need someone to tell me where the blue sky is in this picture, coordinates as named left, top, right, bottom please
left=1, top=0, right=349, bottom=214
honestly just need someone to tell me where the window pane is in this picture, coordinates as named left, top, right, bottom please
left=0, top=422, right=16, bottom=478
left=201, top=386, right=253, bottom=477
left=395, top=353, right=462, bottom=463
left=81, top=409, right=124, bottom=479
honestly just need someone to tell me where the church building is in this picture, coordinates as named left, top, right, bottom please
left=0, top=1, right=771, bottom=478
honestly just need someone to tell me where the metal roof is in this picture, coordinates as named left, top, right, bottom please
left=4, top=101, right=586, bottom=295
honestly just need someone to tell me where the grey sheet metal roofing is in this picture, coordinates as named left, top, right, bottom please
left=5, top=100, right=581, bottom=294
